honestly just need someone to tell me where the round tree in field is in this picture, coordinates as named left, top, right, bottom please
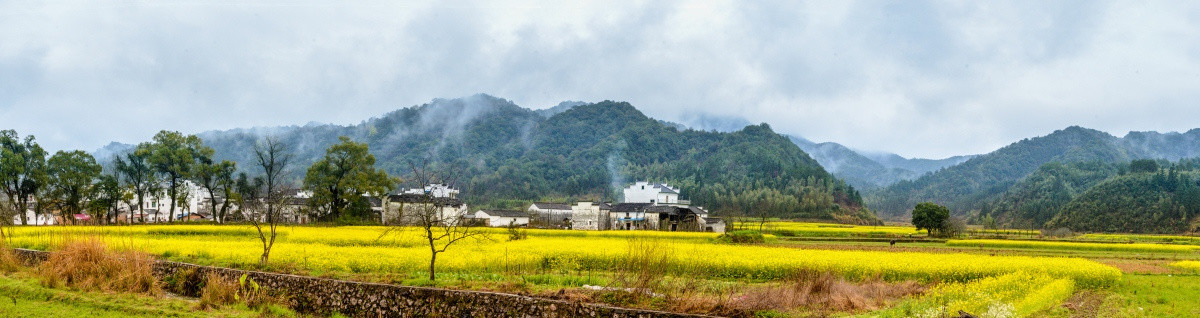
left=912, top=202, right=949, bottom=236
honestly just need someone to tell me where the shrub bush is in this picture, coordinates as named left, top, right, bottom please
left=718, top=230, right=765, bottom=244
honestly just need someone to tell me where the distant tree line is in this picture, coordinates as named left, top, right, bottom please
left=0, top=129, right=402, bottom=228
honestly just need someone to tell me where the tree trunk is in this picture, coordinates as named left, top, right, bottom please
left=259, top=229, right=271, bottom=265
left=428, top=252, right=437, bottom=281
left=137, top=193, right=145, bottom=224
left=168, top=177, right=177, bottom=223
left=206, top=188, right=218, bottom=224
left=17, top=197, right=28, bottom=226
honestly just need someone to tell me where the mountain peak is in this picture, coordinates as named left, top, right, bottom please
left=536, top=100, right=588, bottom=117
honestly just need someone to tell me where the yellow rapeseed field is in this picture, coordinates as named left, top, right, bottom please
left=1170, top=260, right=1200, bottom=272
left=7, top=225, right=1120, bottom=288
left=1079, top=233, right=1200, bottom=245
left=867, top=272, right=1075, bottom=318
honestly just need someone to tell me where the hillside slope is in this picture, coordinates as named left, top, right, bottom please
left=870, top=126, right=1200, bottom=221
left=102, top=94, right=873, bottom=222
left=979, top=161, right=1120, bottom=229
left=1044, top=166, right=1200, bottom=233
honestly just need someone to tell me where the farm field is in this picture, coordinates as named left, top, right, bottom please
left=6, top=221, right=1194, bottom=317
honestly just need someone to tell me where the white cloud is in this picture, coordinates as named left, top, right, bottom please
left=1, top=0, right=1199, bottom=158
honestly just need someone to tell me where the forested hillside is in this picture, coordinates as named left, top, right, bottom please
left=979, top=161, right=1118, bottom=229
left=869, top=126, right=1200, bottom=219
left=108, top=94, right=873, bottom=222
left=1043, top=159, right=1200, bottom=233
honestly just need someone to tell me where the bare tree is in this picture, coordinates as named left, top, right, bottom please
left=382, top=161, right=485, bottom=281
left=246, top=136, right=292, bottom=265
left=756, top=200, right=771, bottom=232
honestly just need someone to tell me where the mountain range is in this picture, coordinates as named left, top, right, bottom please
left=868, top=126, right=1200, bottom=220
left=92, top=95, right=1200, bottom=232
left=788, top=137, right=974, bottom=190
left=95, top=94, right=873, bottom=223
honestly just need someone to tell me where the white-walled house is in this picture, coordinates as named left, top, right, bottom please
left=382, top=193, right=469, bottom=226
left=705, top=218, right=726, bottom=233
left=120, top=180, right=207, bottom=223
left=11, top=209, right=56, bottom=225
left=609, top=203, right=657, bottom=230
left=473, top=210, right=530, bottom=227
left=402, top=184, right=459, bottom=198
left=622, top=182, right=681, bottom=204
left=528, top=202, right=572, bottom=227
left=569, top=202, right=610, bottom=230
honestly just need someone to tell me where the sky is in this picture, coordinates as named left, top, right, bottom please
left=2, top=1, right=1199, bottom=159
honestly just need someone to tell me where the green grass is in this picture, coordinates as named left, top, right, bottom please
left=1104, top=274, right=1200, bottom=317
left=0, top=273, right=267, bottom=318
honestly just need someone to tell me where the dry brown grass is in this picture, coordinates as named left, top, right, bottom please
left=732, top=270, right=926, bottom=316
left=198, top=273, right=239, bottom=310
left=37, top=238, right=160, bottom=295
left=0, top=245, right=20, bottom=272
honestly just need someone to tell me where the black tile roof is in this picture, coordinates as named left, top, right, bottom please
left=531, top=202, right=571, bottom=210
left=610, top=203, right=654, bottom=212
left=644, top=205, right=678, bottom=214
left=387, top=194, right=464, bottom=207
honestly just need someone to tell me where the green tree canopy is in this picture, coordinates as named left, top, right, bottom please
left=1130, top=159, right=1160, bottom=173
left=88, top=174, right=122, bottom=224
left=303, top=136, right=396, bottom=222
left=47, top=150, right=102, bottom=224
left=193, top=157, right=237, bottom=223
left=0, top=130, right=48, bottom=226
left=912, top=202, right=949, bottom=236
left=114, top=143, right=158, bottom=223
left=146, top=131, right=212, bottom=220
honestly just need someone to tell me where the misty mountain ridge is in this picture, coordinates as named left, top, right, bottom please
left=788, top=136, right=976, bottom=190
left=535, top=101, right=587, bottom=118
left=93, top=93, right=872, bottom=222
left=870, top=125, right=1200, bottom=220
left=631, top=111, right=977, bottom=190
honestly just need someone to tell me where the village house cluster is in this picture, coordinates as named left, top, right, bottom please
left=8, top=181, right=725, bottom=233
left=474, top=182, right=725, bottom=233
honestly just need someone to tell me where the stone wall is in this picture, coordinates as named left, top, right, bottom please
left=12, top=248, right=712, bottom=318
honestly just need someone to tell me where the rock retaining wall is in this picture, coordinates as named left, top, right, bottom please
left=12, top=248, right=712, bottom=318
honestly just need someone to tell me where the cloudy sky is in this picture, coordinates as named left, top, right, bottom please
left=2, top=1, right=1199, bottom=158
